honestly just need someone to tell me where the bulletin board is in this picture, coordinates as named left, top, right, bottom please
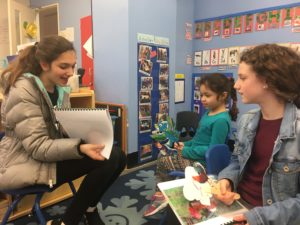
left=137, top=43, right=170, bottom=163
left=192, top=73, right=233, bottom=117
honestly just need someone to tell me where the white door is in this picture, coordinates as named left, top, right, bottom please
left=8, top=0, right=36, bottom=54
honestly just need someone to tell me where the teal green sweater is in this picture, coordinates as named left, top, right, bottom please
left=181, top=111, right=231, bottom=163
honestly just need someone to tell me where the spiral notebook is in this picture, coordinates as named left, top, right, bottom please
left=54, top=108, right=114, bottom=159
left=158, top=179, right=248, bottom=225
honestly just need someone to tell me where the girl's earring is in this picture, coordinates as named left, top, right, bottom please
left=263, top=85, right=268, bottom=89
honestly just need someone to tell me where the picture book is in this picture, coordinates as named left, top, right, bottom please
left=158, top=174, right=248, bottom=225
left=54, top=108, right=114, bottom=159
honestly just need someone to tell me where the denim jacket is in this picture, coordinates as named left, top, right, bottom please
left=218, top=103, right=300, bottom=225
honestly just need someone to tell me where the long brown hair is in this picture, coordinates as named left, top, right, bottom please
left=200, top=73, right=239, bottom=121
left=240, top=44, right=300, bottom=108
left=1, top=36, right=75, bottom=94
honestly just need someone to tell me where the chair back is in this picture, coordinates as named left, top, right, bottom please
left=205, top=144, right=231, bottom=176
left=175, top=111, right=200, bottom=142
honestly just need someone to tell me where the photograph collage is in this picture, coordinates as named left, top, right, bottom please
left=138, top=44, right=170, bottom=162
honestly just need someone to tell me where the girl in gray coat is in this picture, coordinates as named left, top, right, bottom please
left=0, top=36, right=127, bottom=225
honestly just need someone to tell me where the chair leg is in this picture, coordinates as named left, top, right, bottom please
left=1, top=195, right=24, bottom=225
left=34, top=193, right=46, bottom=225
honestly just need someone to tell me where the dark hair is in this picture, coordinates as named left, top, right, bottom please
left=240, top=44, right=300, bottom=108
left=200, top=73, right=238, bottom=121
left=1, top=35, right=75, bottom=94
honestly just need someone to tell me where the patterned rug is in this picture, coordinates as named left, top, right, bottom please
left=6, top=163, right=163, bottom=225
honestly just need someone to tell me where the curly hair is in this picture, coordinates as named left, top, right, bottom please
left=240, top=44, right=300, bottom=108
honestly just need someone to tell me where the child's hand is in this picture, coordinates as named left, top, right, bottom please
left=79, top=144, right=106, bottom=161
left=174, top=142, right=184, bottom=151
left=214, top=179, right=240, bottom=205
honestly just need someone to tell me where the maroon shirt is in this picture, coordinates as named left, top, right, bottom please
left=237, top=117, right=282, bottom=206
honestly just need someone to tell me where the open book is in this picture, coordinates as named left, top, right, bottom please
left=54, top=108, right=114, bottom=159
left=158, top=178, right=248, bottom=225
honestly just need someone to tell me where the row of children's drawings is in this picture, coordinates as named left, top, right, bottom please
left=194, top=42, right=300, bottom=67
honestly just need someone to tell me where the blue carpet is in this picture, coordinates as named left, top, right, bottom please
left=6, top=164, right=163, bottom=225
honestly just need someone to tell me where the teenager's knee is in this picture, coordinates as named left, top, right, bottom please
left=108, top=147, right=127, bottom=170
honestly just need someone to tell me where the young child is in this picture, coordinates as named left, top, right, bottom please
left=144, top=73, right=238, bottom=217
left=215, top=44, right=300, bottom=225
left=0, top=36, right=127, bottom=225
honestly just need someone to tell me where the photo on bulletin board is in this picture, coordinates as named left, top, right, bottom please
left=219, top=48, right=229, bottom=65
left=194, top=77, right=201, bottom=89
left=139, top=60, right=153, bottom=76
left=137, top=43, right=169, bottom=163
left=159, top=63, right=169, bottom=76
left=138, top=44, right=152, bottom=60
left=202, top=50, right=211, bottom=66
left=193, top=104, right=200, bottom=114
left=157, top=47, right=168, bottom=63
left=159, top=102, right=169, bottom=114
left=194, top=90, right=201, bottom=101
left=139, top=104, right=151, bottom=118
left=141, top=77, right=153, bottom=90
left=156, top=113, right=168, bottom=123
left=228, top=47, right=240, bottom=65
left=140, top=144, right=153, bottom=161
left=159, top=89, right=169, bottom=102
left=194, top=51, right=202, bottom=66
left=139, top=91, right=151, bottom=104
left=159, top=75, right=169, bottom=89
left=139, top=118, right=152, bottom=133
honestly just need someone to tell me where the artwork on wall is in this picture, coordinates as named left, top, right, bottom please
left=193, top=3, right=300, bottom=41
left=194, top=51, right=202, bottom=66
left=228, top=47, right=240, bottom=65
left=218, top=48, right=229, bottom=65
left=210, top=49, right=219, bottom=66
left=202, top=50, right=211, bottom=66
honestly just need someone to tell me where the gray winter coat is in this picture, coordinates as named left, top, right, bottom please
left=0, top=74, right=82, bottom=190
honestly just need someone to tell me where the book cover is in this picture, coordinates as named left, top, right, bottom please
left=158, top=179, right=247, bottom=225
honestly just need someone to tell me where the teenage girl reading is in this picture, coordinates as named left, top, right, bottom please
left=0, top=36, right=127, bottom=225
left=144, top=73, right=238, bottom=217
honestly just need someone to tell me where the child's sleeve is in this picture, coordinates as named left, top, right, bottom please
left=181, top=119, right=229, bottom=160
left=209, top=118, right=230, bottom=146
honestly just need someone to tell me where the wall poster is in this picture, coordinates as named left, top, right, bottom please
left=137, top=43, right=169, bottom=163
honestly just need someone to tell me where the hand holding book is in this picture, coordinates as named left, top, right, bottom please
left=213, top=179, right=240, bottom=206
left=79, top=143, right=106, bottom=161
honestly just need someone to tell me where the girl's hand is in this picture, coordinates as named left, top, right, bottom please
left=232, top=214, right=249, bottom=225
left=79, top=144, right=106, bottom=161
left=174, top=142, right=184, bottom=151
left=214, top=179, right=239, bottom=205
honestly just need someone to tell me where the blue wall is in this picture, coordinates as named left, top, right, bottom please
left=91, top=0, right=195, bottom=154
left=175, top=0, right=194, bottom=114
left=127, top=0, right=177, bottom=154
left=30, top=0, right=91, bottom=68
left=194, top=0, right=300, bottom=117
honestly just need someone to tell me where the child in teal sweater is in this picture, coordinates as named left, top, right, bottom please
left=144, top=73, right=238, bottom=217
left=180, top=110, right=231, bottom=164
